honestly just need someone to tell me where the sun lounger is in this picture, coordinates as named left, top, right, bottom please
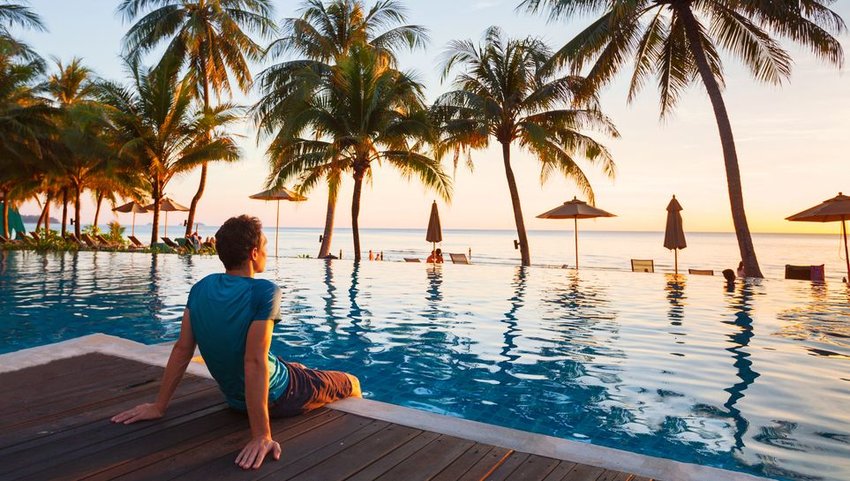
left=80, top=234, right=99, bottom=249
left=631, top=259, right=654, bottom=273
left=785, top=264, right=825, bottom=282
left=96, top=234, right=117, bottom=248
left=0, top=235, right=11, bottom=245
left=449, top=253, right=470, bottom=265
left=30, top=231, right=42, bottom=242
left=688, top=269, right=714, bottom=276
left=162, top=237, right=181, bottom=250
left=404, top=258, right=421, bottom=263
left=66, top=233, right=86, bottom=247
left=128, top=236, right=145, bottom=249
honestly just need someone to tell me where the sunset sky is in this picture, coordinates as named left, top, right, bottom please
left=14, top=0, right=850, bottom=234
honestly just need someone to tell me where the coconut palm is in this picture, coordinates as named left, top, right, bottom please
left=118, top=0, right=275, bottom=237
left=99, top=59, right=242, bottom=245
left=434, top=27, right=618, bottom=266
left=0, top=0, right=44, bottom=58
left=0, top=43, right=54, bottom=238
left=521, top=0, right=846, bottom=277
left=259, top=0, right=428, bottom=257
left=259, top=46, right=450, bottom=262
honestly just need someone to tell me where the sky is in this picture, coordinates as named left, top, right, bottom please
left=13, top=0, right=850, bottom=234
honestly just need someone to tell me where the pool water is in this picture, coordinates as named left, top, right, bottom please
left=2, top=250, right=849, bottom=481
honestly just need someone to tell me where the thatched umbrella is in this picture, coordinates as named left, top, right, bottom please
left=664, top=196, right=687, bottom=274
left=249, top=187, right=307, bottom=257
left=426, top=201, right=442, bottom=256
left=786, top=192, right=850, bottom=282
left=537, top=197, right=616, bottom=269
left=144, top=197, right=189, bottom=240
left=112, top=201, right=148, bottom=237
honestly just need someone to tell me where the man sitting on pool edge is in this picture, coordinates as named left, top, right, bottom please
left=111, top=215, right=361, bottom=470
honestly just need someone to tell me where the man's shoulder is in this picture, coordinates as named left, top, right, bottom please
left=251, top=278, right=280, bottom=296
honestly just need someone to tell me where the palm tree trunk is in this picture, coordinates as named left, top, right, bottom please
left=2, top=188, right=9, bottom=238
left=318, top=190, right=337, bottom=258
left=501, top=141, right=531, bottom=266
left=151, top=180, right=161, bottom=246
left=61, top=188, right=69, bottom=238
left=186, top=67, right=212, bottom=237
left=93, top=192, right=104, bottom=228
left=351, top=166, right=365, bottom=262
left=73, top=182, right=82, bottom=238
left=37, top=200, right=48, bottom=231
left=679, top=6, right=763, bottom=278
left=44, top=194, right=51, bottom=232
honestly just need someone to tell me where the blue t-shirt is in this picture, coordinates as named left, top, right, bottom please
left=187, top=273, right=289, bottom=410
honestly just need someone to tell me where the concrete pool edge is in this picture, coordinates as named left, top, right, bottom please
left=0, top=334, right=770, bottom=481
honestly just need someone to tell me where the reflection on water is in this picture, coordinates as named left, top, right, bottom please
left=1, top=251, right=850, bottom=481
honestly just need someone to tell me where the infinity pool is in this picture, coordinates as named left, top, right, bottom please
left=1, top=250, right=849, bottom=481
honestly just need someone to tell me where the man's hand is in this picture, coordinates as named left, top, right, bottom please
left=235, top=436, right=281, bottom=470
left=110, top=403, right=164, bottom=424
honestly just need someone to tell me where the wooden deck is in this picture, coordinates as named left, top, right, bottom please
left=0, top=353, right=652, bottom=481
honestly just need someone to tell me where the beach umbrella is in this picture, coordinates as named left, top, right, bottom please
left=426, top=201, right=442, bottom=256
left=536, top=197, right=616, bottom=269
left=144, top=196, right=189, bottom=240
left=249, top=187, right=307, bottom=257
left=112, top=201, right=148, bottom=237
left=786, top=192, right=850, bottom=282
left=664, top=195, right=687, bottom=275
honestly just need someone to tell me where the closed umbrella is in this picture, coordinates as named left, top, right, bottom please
left=249, top=187, right=307, bottom=257
left=426, top=201, right=442, bottom=256
left=112, top=201, right=148, bottom=237
left=786, top=192, right=850, bottom=282
left=664, top=195, right=687, bottom=275
left=537, top=197, right=616, bottom=269
left=144, top=196, right=189, bottom=240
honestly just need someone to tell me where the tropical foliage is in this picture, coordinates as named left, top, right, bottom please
left=521, top=0, right=846, bottom=277
left=258, top=0, right=428, bottom=257
left=118, top=0, right=276, bottom=236
left=434, top=26, right=618, bottom=266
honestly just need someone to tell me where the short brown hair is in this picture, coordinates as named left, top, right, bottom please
left=215, top=215, right=263, bottom=269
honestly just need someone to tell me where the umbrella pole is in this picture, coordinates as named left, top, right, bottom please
left=674, top=249, right=678, bottom=275
left=164, top=211, right=168, bottom=240
left=275, top=200, right=280, bottom=258
left=132, top=212, right=135, bottom=238
left=843, top=217, right=849, bottom=283
left=574, top=217, right=579, bottom=270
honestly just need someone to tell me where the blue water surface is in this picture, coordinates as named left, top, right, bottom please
left=1, top=250, right=849, bottom=481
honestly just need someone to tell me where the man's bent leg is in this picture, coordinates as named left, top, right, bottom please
left=269, top=363, right=359, bottom=418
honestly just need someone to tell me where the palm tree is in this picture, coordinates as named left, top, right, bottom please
left=521, top=0, right=846, bottom=277
left=259, top=0, right=427, bottom=257
left=99, top=59, right=242, bottom=245
left=118, top=0, right=275, bottom=237
left=434, top=27, right=618, bottom=266
left=0, top=0, right=44, bottom=57
left=258, top=46, right=450, bottom=262
left=45, top=58, right=112, bottom=238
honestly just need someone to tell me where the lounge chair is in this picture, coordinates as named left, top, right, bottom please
left=66, top=233, right=86, bottom=247
left=688, top=269, right=714, bottom=276
left=785, top=264, right=825, bottom=282
left=30, top=231, right=42, bottom=242
left=96, top=234, right=117, bottom=248
left=80, top=234, right=99, bottom=249
left=404, top=258, right=421, bottom=263
left=162, top=237, right=181, bottom=250
left=128, top=236, right=146, bottom=249
left=0, top=235, right=11, bottom=245
left=449, top=253, right=470, bottom=265
left=631, top=259, right=654, bottom=273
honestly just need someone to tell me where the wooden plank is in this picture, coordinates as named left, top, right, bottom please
left=0, top=383, right=221, bottom=467
left=484, top=452, right=531, bottom=481
left=375, top=434, right=476, bottom=481
left=253, top=418, right=391, bottom=480
left=561, top=463, right=605, bottom=481
left=594, top=471, right=634, bottom=481
left=504, top=455, right=561, bottom=481
left=456, top=446, right=514, bottom=481
left=431, top=444, right=499, bottom=481
left=343, top=431, right=441, bottom=481
left=540, top=461, right=577, bottom=481
left=630, top=476, right=654, bottom=481
left=0, top=378, right=216, bottom=450
left=291, top=423, right=422, bottom=481
left=0, top=354, right=127, bottom=392
left=111, top=408, right=344, bottom=481
left=3, top=401, right=235, bottom=479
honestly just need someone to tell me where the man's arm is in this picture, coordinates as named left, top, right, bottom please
left=235, top=319, right=281, bottom=470
left=111, top=309, right=196, bottom=424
